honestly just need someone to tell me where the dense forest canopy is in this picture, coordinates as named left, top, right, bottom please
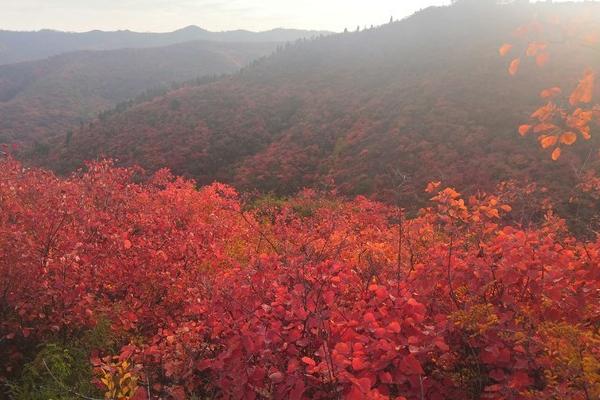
left=0, top=40, right=278, bottom=144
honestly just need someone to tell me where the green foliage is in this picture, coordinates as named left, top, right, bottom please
left=7, top=343, right=93, bottom=400
left=65, top=131, right=73, bottom=146
left=7, top=320, right=114, bottom=400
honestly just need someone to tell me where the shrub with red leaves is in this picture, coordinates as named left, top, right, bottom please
left=1, top=157, right=599, bottom=399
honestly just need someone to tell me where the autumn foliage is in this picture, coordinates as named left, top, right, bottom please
left=500, top=14, right=600, bottom=160
left=1, top=157, right=599, bottom=399
left=2, top=3, right=600, bottom=400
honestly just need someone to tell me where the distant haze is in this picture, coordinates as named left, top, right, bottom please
left=1, top=0, right=454, bottom=33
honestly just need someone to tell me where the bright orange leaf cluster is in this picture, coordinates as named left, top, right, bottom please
left=500, top=18, right=599, bottom=160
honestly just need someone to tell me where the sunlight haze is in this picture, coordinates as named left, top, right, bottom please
left=0, top=0, right=453, bottom=32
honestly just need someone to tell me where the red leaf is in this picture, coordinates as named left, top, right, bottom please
left=352, top=357, right=367, bottom=371
left=387, top=321, right=401, bottom=334
left=509, top=371, right=532, bottom=389
left=363, top=312, right=376, bottom=323
left=269, top=371, right=285, bottom=383
left=334, top=342, right=351, bottom=355
left=301, top=356, right=316, bottom=367
left=399, top=354, right=424, bottom=375
left=289, top=379, right=305, bottom=400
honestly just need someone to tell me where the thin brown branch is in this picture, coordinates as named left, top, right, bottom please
left=42, top=359, right=105, bottom=400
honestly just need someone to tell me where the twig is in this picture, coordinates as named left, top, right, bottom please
left=42, top=359, right=106, bottom=400
left=446, top=234, right=461, bottom=310
left=397, top=207, right=404, bottom=292
left=236, top=208, right=281, bottom=256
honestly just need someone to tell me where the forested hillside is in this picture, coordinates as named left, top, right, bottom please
left=0, top=40, right=278, bottom=144
left=35, top=2, right=600, bottom=219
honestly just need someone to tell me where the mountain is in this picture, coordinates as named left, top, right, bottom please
left=0, top=26, right=331, bottom=65
left=34, top=2, right=600, bottom=211
left=0, top=40, right=278, bottom=144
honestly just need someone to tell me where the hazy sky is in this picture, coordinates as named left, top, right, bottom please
left=0, top=0, right=454, bottom=33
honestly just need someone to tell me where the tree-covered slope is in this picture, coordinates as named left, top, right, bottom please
left=37, top=2, right=600, bottom=208
left=0, top=40, right=278, bottom=144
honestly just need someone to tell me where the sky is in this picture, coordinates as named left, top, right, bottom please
left=0, top=0, right=454, bottom=33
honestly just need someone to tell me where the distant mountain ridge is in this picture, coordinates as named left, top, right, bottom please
left=0, top=26, right=331, bottom=65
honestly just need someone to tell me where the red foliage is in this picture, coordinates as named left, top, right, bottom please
left=1, top=157, right=599, bottom=399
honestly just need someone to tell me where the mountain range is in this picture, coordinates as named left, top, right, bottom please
left=0, top=25, right=330, bottom=65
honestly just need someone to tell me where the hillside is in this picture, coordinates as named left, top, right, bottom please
left=37, top=2, right=600, bottom=211
left=0, top=40, right=278, bottom=144
left=0, top=26, right=330, bottom=65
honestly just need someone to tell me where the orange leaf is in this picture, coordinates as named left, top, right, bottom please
left=569, top=69, right=595, bottom=106
left=535, top=53, right=549, bottom=67
left=540, top=87, right=561, bottom=99
left=567, top=108, right=593, bottom=129
left=518, top=124, right=532, bottom=136
left=559, top=132, right=577, bottom=145
left=579, top=126, right=592, bottom=140
left=531, top=102, right=556, bottom=121
left=551, top=147, right=561, bottom=161
left=526, top=41, right=546, bottom=57
left=539, top=135, right=558, bottom=149
left=425, top=181, right=441, bottom=193
left=499, top=43, right=513, bottom=56
left=508, top=58, right=520, bottom=76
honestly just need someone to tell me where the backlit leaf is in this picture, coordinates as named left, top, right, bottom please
left=539, top=135, right=558, bottom=149
left=535, top=52, right=549, bottom=67
left=540, top=87, right=561, bottom=99
left=569, top=69, right=595, bottom=106
left=526, top=41, right=546, bottom=57
left=518, top=124, right=532, bottom=136
left=498, top=43, right=513, bottom=56
left=531, top=102, right=556, bottom=121
left=559, top=132, right=577, bottom=145
left=508, top=58, right=520, bottom=76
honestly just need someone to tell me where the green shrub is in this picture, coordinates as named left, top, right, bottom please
left=7, top=320, right=115, bottom=400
